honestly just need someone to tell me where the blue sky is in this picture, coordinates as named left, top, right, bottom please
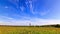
left=0, top=0, right=60, bottom=25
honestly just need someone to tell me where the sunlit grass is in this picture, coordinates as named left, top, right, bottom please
left=0, top=26, right=60, bottom=34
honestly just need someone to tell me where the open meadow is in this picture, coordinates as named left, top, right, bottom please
left=0, top=26, right=60, bottom=34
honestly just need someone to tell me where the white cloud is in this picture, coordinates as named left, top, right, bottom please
left=0, top=16, right=60, bottom=26
left=39, top=10, right=50, bottom=16
left=27, top=0, right=50, bottom=16
left=0, top=16, right=14, bottom=20
left=28, top=0, right=34, bottom=14
left=5, top=6, right=8, bottom=9
left=20, top=6, right=25, bottom=12
left=25, top=0, right=34, bottom=14
left=8, top=0, right=19, bottom=9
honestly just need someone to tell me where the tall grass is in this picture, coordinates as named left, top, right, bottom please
left=0, top=26, right=60, bottom=34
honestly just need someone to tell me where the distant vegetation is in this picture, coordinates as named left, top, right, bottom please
left=0, top=24, right=60, bottom=27
left=40, top=24, right=60, bottom=28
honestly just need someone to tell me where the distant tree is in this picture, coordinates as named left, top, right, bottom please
left=29, top=23, right=31, bottom=26
left=55, top=24, right=60, bottom=28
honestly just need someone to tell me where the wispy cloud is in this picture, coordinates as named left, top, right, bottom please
left=0, top=15, right=60, bottom=25
left=39, top=10, right=50, bottom=16
left=0, top=0, right=60, bottom=25
left=5, top=6, right=9, bottom=9
left=29, top=0, right=33, bottom=12
left=20, top=6, right=25, bottom=12
left=26, top=0, right=34, bottom=14
left=8, top=0, right=19, bottom=9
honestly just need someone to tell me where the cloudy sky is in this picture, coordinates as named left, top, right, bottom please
left=0, top=0, right=60, bottom=25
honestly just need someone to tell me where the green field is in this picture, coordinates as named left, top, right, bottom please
left=0, top=26, right=60, bottom=34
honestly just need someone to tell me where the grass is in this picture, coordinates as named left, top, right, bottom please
left=0, top=26, right=60, bottom=34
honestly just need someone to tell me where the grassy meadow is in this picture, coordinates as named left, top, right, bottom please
left=0, top=25, right=60, bottom=34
